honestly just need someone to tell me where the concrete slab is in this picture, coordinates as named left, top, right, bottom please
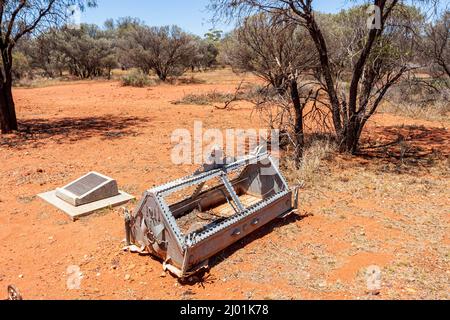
left=38, top=190, right=135, bottom=221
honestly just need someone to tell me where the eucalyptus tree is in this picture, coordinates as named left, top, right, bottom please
left=211, top=0, right=436, bottom=154
left=0, top=0, right=97, bottom=134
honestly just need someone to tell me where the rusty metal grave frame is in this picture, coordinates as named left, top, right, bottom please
left=125, top=149, right=296, bottom=279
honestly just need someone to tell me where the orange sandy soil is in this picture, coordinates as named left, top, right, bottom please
left=0, top=69, right=448, bottom=300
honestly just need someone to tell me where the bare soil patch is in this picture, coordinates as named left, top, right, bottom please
left=0, top=69, right=448, bottom=300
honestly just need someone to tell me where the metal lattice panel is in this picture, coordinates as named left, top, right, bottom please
left=126, top=150, right=296, bottom=278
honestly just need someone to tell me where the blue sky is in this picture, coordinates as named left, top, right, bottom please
left=81, top=0, right=448, bottom=35
left=81, top=0, right=351, bottom=36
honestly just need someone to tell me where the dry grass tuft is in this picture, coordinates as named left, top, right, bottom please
left=282, top=136, right=336, bottom=187
left=169, top=76, right=206, bottom=85
left=14, top=76, right=82, bottom=88
left=121, top=71, right=157, bottom=87
left=173, top=84, right=265, bottom=106
left=173, top=91, right=235, bottom=106
left=384, top=83, right=450, bottom=122
left=383, top=100, right=450, bottom=122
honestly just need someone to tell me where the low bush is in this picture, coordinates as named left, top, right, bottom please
left=173, top=91, right=235, bottom=105
left=283, top=136, right=336, bottom=187
left=121, top=71, right=154, bottom=87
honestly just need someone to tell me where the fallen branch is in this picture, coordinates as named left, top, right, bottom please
left=215, top=80, right=245, bottom=110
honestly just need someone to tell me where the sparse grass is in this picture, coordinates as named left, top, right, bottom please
left=14, top=77, right=77, bottom=88
left=224, top=151, right=449, bottom=299
left=282, top=137, right=336, bottom=187
left=183, top=67, right=255, bottom=85
left=383, top=100, right=450, bottom=122
left=384, top=83, right=450, bottom=122
left=173, top=85, right=266, bottom=106
left=14, top=71, right=128, bottom=88
left=169, top=76, right=207, bottom=85
left=16, top=195, right=36, bottom=204
left=173, top=91, right=235, bottom=106
left=121, top=184, right=139, bottom=195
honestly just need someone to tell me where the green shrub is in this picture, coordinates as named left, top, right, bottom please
left=121, top=71, right=154, bottom=87
left=12, top=52, right=31, bottom=80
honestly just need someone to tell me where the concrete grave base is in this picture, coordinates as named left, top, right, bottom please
left=38, top=190, right=135, bottom=221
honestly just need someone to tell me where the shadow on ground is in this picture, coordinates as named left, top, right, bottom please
left=180, top=212, right=313, bottom=287
left=358, top=125, right=449, bottom=171
left=0, top=116, right=148, bottom=149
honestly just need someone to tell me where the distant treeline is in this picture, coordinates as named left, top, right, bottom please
left=13, top=17, right=223, bottom=81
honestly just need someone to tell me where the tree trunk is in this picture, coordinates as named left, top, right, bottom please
left=155, top=69, right=166, bottom=81
left=290, top=80, right=305, bottom=163
left=303, top=15, right=343, bottom=138
left=0, top=80, right=18, bottom=134
left=341, top=119, right=362, bottom=154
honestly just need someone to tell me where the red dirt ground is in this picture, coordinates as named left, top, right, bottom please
left=0, top=69, right=448, bottom=300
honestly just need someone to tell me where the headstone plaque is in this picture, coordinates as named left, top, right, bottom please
left=38, top=172, right=134, bottom=221
left=56, top=172, right=119, bottom=207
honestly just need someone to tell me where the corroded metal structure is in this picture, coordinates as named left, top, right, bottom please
left=125, top=149, right=297, bottom=278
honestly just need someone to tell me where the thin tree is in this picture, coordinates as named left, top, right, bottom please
left=424, top=10, right=449, bottom=86
left=211, top=0, right=436, bottom=154
left=223, top=13, right=318, bottom=158
left=0, top=0, right=96, bottom=134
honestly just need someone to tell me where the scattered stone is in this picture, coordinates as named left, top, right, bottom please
left=124, top=245, right=145, bottom=253
left=406, top=288, right=417, bottom=294
left=160, top=272, right=167, bottom=278
left=18, top=274, right=24, bottom=279
left=109, top=255, right=121, bottom=270
left=182, top=290, right=196, bottom=297
left=368, top=290, right=381, bottom=296
left=124, top=274, right=131, bottom=281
